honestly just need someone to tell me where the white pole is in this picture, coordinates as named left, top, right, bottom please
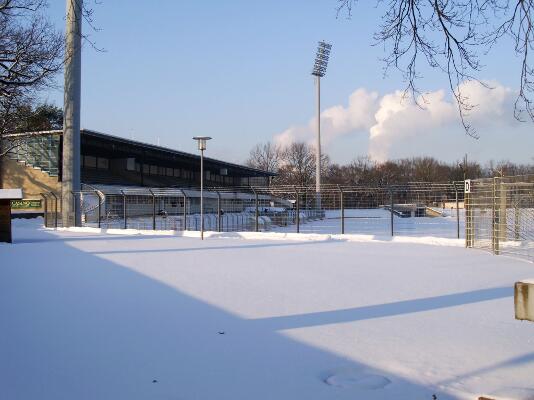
left=200, top=149, right=204, bottom=240
left=62, top=0, right=82, bottom=227
left=315, top=76, right=321, bottom=209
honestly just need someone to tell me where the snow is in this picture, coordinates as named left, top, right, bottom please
left=274, top=208, right=465, bottom=239
left=2, top=218, right=534, bottom=400
left=0, top=188, right=23, bottom=199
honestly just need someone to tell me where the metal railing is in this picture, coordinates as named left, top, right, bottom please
left=466, top=175, right=534, bottom=261
left=41, top=182, right=465, bottom=238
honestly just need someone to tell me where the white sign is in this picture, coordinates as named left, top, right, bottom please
left=464, top=179, right=471, bottom=193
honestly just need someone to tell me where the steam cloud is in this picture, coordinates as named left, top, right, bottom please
left=274, top=81, right=516, bottom=162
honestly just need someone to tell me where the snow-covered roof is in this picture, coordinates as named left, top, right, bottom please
left=0, top=188, right=23, bottom=200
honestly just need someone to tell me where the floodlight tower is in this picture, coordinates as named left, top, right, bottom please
left=62, top=0, right=82, bottom=227
left=311, top=41, right=332, bottom=209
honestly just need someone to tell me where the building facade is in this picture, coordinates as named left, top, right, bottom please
left=0, top=129, right=274, bottom=214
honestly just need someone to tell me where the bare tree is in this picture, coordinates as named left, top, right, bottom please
left=0, top=0, right=63, bottom=157
left=246, top=142, right=282, bottom=173
left=0, top=0, right=102, bottom=159
left=337, top=1, right=534, bottom=137
left=276, top=142, right=329, bottom=186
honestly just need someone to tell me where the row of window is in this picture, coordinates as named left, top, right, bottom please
left=82, top=155, right=109, bottom=170
left=81, top=155, right=255, bottom=185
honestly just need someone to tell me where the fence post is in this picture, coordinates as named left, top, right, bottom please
left=216, top=191, right=221, bottom=232
left=181, top=190, right=187, bottom=231
left=294, top=187, right=300, bottom=233
left=390, top=187, right=394, bottom=236
left=121, top=190, right=127, bottom=229
left=253, top=188, right=259, bottom=232
left=95, top=190, right=101, bottom=229
left=149, top=189, right=156, bottom=230
left=454, top=182, right=460, bottom=239
left=338, top=185, right=344, bottom=234
left=40, top=193, right=48, bottom=227
left=71, top=191, right=76, bottom=227
left=492, top=178, right=499, bottom=255
left=514, top=192, right=520, bottom=240
left=465, top=186, right=472, bottom=248
left=499, top=179, right=508, bottom=243
left=49, top=191, right=58, bottom=228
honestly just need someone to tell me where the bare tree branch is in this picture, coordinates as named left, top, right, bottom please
left=337, top=0, right=534, bottom=136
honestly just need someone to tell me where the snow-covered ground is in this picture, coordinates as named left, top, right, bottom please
left=2, top=218, right=534, bottom=400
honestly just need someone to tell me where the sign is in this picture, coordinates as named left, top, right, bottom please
left=464, top=179, right=471, bottom=194
left=10, top=199, right=42, bottom=209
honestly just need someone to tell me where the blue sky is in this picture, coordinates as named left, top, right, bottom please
left=43, top=0, right=533, bottom=165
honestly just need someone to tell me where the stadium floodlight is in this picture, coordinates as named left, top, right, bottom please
left=311, top=41, right=332, bottom=210
left=312, top=41, right=332, bottom=78
left=193, top=136, right=212, bottom=240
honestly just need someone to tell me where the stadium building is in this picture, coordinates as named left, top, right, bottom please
left=0, top=129, right=274, bottom=216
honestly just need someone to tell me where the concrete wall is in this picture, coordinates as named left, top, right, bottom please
left=0, top=157, right=60, bottom=212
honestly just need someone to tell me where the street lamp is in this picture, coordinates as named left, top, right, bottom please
left=311, top=41, right=332, bottom=210
left=193, top=136, right=211, bottom=240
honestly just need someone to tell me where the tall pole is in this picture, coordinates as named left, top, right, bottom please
left=200, top=148, right=204, bottom=240
left=311, top=41, right=331, bottom=210
left=315, top=76, right=321, bottom=210
left=62, top=0, right=82, bottom=227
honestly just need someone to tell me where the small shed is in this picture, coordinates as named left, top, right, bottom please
left=0, top=188, right=23, bottom=243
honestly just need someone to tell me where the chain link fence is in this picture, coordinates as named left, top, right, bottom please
left=41, top=182, right=464, bottom=238
left=466, top=175, right=534, bottom=261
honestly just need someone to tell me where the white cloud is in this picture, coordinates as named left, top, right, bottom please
left=274, top=88, right=379, bottom=148
left=273, top=81, right=526, bottom=162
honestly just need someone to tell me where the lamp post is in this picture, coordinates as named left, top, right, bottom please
left=311, top=41, right=332, bottom=210
left=193, top=136, right=211, bottom=240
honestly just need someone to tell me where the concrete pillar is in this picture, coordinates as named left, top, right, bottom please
left=515, top=281, right=534, bottom=322
left=62, top=0, right=82, bottom=227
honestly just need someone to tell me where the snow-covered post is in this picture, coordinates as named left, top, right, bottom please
left=515, top=280, right=534, bottom=322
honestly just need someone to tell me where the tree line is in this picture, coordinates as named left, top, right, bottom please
left=246, top=142, right=534, bottom=186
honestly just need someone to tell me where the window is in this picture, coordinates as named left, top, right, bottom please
left=126, top=158, right=136, bottom=171
left=97, top=158, right=109, bottom=170
left=206, top=170, right=211, bottom=180
left=166, top=167, right=173, bottom=176
left=84, top=155, right=97, bottom=168
left=143, top=164, right=150, bottom=174
left=135, top=162, right=141, bottom=172
left=150, top=165, right=157, bottom=175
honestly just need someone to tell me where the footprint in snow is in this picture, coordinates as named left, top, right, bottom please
left=323, top=369, right=391, bottom=390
